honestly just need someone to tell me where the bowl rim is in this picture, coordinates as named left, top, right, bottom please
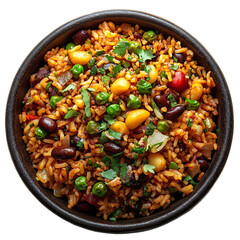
left=6, top=9, right=233, bottom=233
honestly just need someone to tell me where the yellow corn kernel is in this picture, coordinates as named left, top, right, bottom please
left=125, top=109, right=150, bottom=129
left=75, top=98, right=85, bottom=108
left=110, top=121, right=129, bottom=135
left=69, top=51, right=92, bottom=65
left=147, top=153, right=166, bottom=172
left=148, top=65, right=158, bottom=84
left=111, top=77, right=130, bottom=95
left=191, top=82, right=203, bottom=100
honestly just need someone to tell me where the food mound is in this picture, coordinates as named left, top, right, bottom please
left=19, top=21, right=219, bottom=221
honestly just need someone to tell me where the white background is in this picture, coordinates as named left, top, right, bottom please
left=1, top=0, right=239, bottom=239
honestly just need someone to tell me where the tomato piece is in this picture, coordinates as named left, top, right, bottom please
left=26, top=114, right=39, bottom=120
left=169, top=71, right=188, bottom=93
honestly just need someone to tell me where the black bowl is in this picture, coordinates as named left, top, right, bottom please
left=6, top=10, right=233, bottom=233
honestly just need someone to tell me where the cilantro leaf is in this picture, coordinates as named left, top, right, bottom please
left=61, top=83, right=76, bottom=93
left=64, top=109, right=79, bottom=119
left=132, top=147, right=145, bottom=154
left=187, top=118, right=193, bottom=128
left=102, top=75, right=110, bottom=86
left=95, top=50, right=105, bottom=57
left=81, top=88, right=91, bottom=118
left=110, top=63, right=122, bottom=77
left=170, top=64, right=179, bottom=70
left=102, top=155, right=111, bottom=167
left=146, top=121, right=155, bottom=136
left=143, top=164, right=155, bottom=174
left=111, top=157, right=120, bottom=173
left=101, top=169, right=117, bottom=180
left=167, top=93, right=177, bottom=107
left=120, top=163, right=127, bottom=180
left=113, top=39, right=130, bottom=57
left=136, top=48, right=155, bottom=63
left=75, top=138, right=84, bottom=149
left=108, top=129, right=122, bottom=140
left=46, top=81, right=52, bottom=90
left=94, top=162, right=101, bottom=168
left=105, top=54, right=114, bottom=62
left=104, top=115, right=116, bottom=125
left=99, top=122, right=108, bottom=132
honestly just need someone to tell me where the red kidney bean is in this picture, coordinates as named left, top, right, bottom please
left=132, top=125, right=147, bottom=135
left=164, top=105, right=185, bottom=121
left=70, top=135, right=81, bottom=148
left=76, top=201, right=96, bottom=213
left=31, top=68, right=50, bottom=87
left=51, top=147, right=76, bottom=159
left=46, top=85, right=60, bottom=98
left=198, top=159, right=209, bottom=171
left=154, top=95, right=169, bottom=108
left=173, top=52, right=186, bottom=64
left=103, top=142, right=123, bottom=155
left=85, top=192, right=101, bottom=207
left=39, top=116, right=57, bottom=133
left=72, top=30, right=89, bottom=45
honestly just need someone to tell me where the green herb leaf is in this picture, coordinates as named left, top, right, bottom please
left=167, top=93, right=177, bottom=107
left=81, top=88, right=91, bottom=118
left=102, top=155, right=111, bottom=167
left=173, top=56, right=178, bottom=62
left=99, top=131, right=109, bottom=144
left=75, top=138, right=84, bottom=149
left=169, top=162, right=179, bottom=170
left=160, top=71, right=168, bottom=78
left=170, top=64, right=179, bottom=70
left=143, top=164, right=155, bottom=174
left=109, top=208, right=121, bottom=221
left=61, top=83, right=76, bottom=93
left=64, top=109, right=79, bottom=119
left=132, top=147, right=145, bottom=154
left=120, top=163, right=127, bottom=180
left=136, top=48, right=155, bottom=63
left=95, top=144, right=104, bottom=153
left=94, top=162, right=101, bottom=169
left=143, top=185, right=151, bottom=197
left=108, top=129, right=122, bottom=140
left=102, top=75, right=110, bottom=86
left=187, top=118, right=193, bottom=128
left=146, top=121, right=155, bottom=136
left=168, top=187, right=177, bottom=194
left=137, top=79, right=152, bottom=94
left=86, top=87, right=96, bottom=92
left=123, top=61, right=130, bottom=68
left=99, top=122, right=108, bottom=132
left=184, top=175, right=198, bottom=187
left=101, top=169, right=117, bottom=180
left=98, top=67, right=106, bottom=75
left=95, top=50, right=105, bottom=57
left=88, top=58, right=96, bottom=67
left=88, top=159, right=93, bottom=166
left=144, top=65, right=151, bottom=75
left=127, top=55, right=133, bottom=61
left=105, top=54, right=114, bottom=62
left=46, top=81, right=52, bottom=90
left=90, top=65, right=97, bottom=76
left=111, top=63, right=122, bottom=77
left=111, top=157, right=120, bottom=173
left=104, top=115, right=116, bottom=125
left=216, top=128, right=220, bottom=135
left=113, top=39, right=130, bottom=57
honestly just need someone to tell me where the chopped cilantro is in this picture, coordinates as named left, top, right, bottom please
left=102, top=75, right=110, bottom=86
left=120, top=163, right=127, bottom=180
left=132, top=147, right=145, bottom=154
left=61, top=83, right=76, bottom=93
left=111, top=156, right=120, bottom=173
left=167, top=93, right=177, bottom=107
left=184, top=175, right=198, bottom=187
left=108, top=129, right=122, bottom=140
left=170, top=64, right=179, bottom=70
left=86, top=87, right=96, bottom=92
left=90, top=65, right=97, bottom=76
left=102, top=155, right=111, bottom=167
left=110, top=63, right=122, bottom=77
left=169, top=162, right=179, bottom=170
left=101, top=169, right=117, bottom=180
left=75, top=138, right=84, bottom=149
left=143, top=185, right=151, bottom=197
left=113, top=39, right=130, bottom=57
left=146, top=121, right=155, bottom=136
left=173, top=56, right=178, bottom=62
left=46, top=81, right=52, bottom=90
left=100, top=131, right=109, bottom=144
left=95, top=144, right=104, bottom=153
left=160, top=71, right=168, bottom=78
left=88, top=159, right=93, bottom=166
left=109, top=208, right=121, bottom=221
left=29, top=123, right=34, bottom=128
left=94, top=162, right=101, bottom=169
left=98, top=67, right=106, bottom=75
left=168, top=187, right=177, bottom=194
left=123, top=61, right=130, bottom=68
left=187, top=119, right=193, bottom=128
left=127, top=55, right=133, bottom=61
left=87, top=58, right=96, bottom=67
left=216, top=128, right=220, bottom=135
left=105, top=54, right=114, bottom=62
left=95, top=50, right=105, bottom=57
left=81, top=88, right=91, bottom=118
left=136, top=48, right=155, bottom=63
left=143, top=164, right=155, bottom=174
left=104, top=115, right=116, bottom=125
left=135, top=68, right=140, bottom=74
left=99, top=122, right=108, bottom=132
left=64, top=109, right=79, bottom=119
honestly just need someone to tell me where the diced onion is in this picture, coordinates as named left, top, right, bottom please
left=58, top=71, right=72, bottom=85
left=153, top=107, right=164, bottom=119
left=36, top=168, right=50, bottom=183
left=148, top=130, right=169, bottom=153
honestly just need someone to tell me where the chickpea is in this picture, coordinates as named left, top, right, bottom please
left=191, top=82, right=203, bottom=100
left=111, top=77, right=130, bottom=95
left=69, top=51, right=92, bottom=65
left=148, top=65, right=158, bottom=84
left=125, top=109, right=150, bottom=129
left=110, top=121, right=129, bottom=135
left=147, top=153, right=166, bottom=172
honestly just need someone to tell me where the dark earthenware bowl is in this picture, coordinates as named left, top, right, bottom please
left=6, top=10, right=233, bottom=233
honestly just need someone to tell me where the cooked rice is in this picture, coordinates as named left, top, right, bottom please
left=19, top=21, right=218, bottom=221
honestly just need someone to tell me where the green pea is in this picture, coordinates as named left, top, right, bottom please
left=137, top=79, right=152, bottom=94
left=70, top=64, right=84, bottom=78
left=95, top=91, right=110, bottom=105
left=186, top=99, right=200, bottom=110
left=50, top=96, right=63, bottom=109
left=106, top=104, right=121, bottom=118
left=35, top=127, right=47, bottom=140
left=143, top=30, right=157, bottom=42
left=86, top=120, right=101, bottom=134
left=127, top=94, right=141, bottom=109
left=92, top=182, right=108, bottom=197
left=75, top=176, right=88, bottom=191
left=66, top=42, right=76, bottom=50
left=128, top=41, right=141, bottom=53
left=157, top=120, right=170, bottom=133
